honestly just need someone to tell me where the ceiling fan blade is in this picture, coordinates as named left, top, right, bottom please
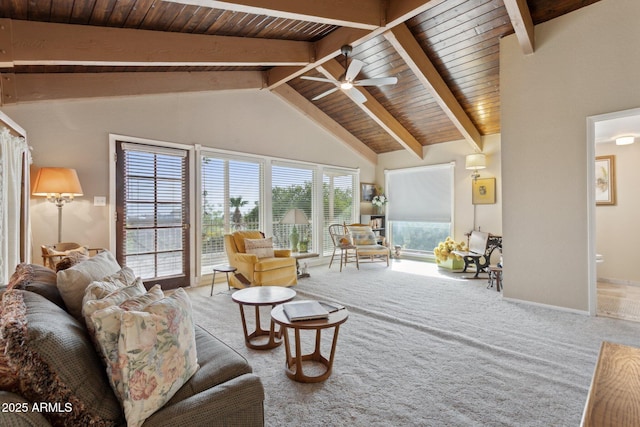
left=348, top=88, right=367, bottom=104
left=312, top=87, right=340, bottom=101
left=300, top=76, right=339, bottom=84
left=345, top=59, right=364, bottom=82
left=354, top=76, right=398, bottom=86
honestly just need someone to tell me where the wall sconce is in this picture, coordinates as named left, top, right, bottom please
left=615, top=136, right=635, bottom=145
left=32, top=167, right=83, bottom=243
left=465, top=153, right=486, bottom=180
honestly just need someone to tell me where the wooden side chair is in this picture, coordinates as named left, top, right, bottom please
left=328, top=224, right=359, bottom=271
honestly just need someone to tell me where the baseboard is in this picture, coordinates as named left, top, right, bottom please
left=597, top=277, right=640, bottom=287
left=502, top=296, right=590, bottom=316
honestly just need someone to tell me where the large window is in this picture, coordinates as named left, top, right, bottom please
left=201, top=154, right=263, bottom=274
left=386, top=163, right=454, bottom=255
left=271, top=163, right=314, bottom=251
left=322, top=170, right=355, bottom=256
left=116, top=142, right=190, bottom=289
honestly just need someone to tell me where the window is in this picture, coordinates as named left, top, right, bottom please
left=322, top=170, right=356, bottom=256
left=271, top=163, right=314, bottom=251
left=201, top=154, right=263, bottom=274
left=386, top=163, right=454, bottom=255
left=116, top=142, right=190, bottom=289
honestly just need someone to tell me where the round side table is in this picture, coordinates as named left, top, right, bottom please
left=231, top=286, right=296, bottom=350
left=211, top=265, right=237, bottom=295
left=271, top=303, right=349, bottom=383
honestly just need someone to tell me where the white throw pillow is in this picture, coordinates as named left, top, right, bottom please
left=57, top=250, right=122, bottom=319
left=244, top=237, right=275, bottom=258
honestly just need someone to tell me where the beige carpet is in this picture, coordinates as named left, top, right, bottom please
left=187, top=261, right=640, bottom=426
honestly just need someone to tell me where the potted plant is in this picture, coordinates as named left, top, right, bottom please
left=434, top=237, right=467, bottom=270
left=372, top=193, right=388, bottom=214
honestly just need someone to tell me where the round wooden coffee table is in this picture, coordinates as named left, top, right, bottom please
left=271, top=303, right=349, bottom=383
left=231, top=286, right=296, bottom=350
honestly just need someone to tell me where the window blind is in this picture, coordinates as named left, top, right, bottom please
left=322, top=170, right=356, bottom=256
left=272, top=163, right=314, bottom=250
left=386, top=163, right=454, bottom=223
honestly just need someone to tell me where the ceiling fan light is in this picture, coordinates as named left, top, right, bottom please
left=615, top=136, right=635, bottom=145
left=340, top=81, right=353, bottom=90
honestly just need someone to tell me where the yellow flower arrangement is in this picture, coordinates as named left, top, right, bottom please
left=434, top=237, right=467, bottom=263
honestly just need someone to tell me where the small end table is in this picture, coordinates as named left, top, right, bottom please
left=292, top=252, right=319, bottom=278
left=211, top=265, right=237, bottom=295
left=232, top=286, right=296, bottom=350
left=271, top=303, right=349, bottom=383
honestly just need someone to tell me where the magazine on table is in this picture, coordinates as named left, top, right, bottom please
left=283, top=300, right=329, bottom=321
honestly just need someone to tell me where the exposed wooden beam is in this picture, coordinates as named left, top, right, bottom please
left=503, top=0, right=535, bottom=54
left=163, top=0, right=383, bottom=30
left=271, top=84, right=378, bottom=165
left=1, top=19, right=312, bottom=67
left=384, top=24, right=483, bottom=152
left=318, top=59, right=423, bottom=160
left=266, top=27, right=372, bottom=89
left=265, top=1, right=443, bottom=89
left=0, top=71, right=264, bottom=105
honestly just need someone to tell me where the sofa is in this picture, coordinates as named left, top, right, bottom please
left=224, top=231, right=297, bottom=288
left=0, top=255, right=264, bottom=427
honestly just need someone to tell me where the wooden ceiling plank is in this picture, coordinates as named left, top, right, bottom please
left=7, top=19, right=312, bottom=66
left=271, top=83, right=378, bottom=165
left=0, top=73, right=18, bottom=106
left=318, top=59, right=423, bottom=160
left=162, top=0, right=382, bottom=30
left=4, top=71, right=264, bottom=103
left=0, top=19, right=14, bottom=68
left=503, top=0, right=535, bottom=54
left=384, top=23, right=482, bottom=152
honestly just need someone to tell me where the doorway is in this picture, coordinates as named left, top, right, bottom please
left=587, top=107, right=640, bottom=320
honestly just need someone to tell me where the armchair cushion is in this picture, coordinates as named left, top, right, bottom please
left=232, top=231, right=264, bottom=253
left=348, top=225, right=378, bottom=246
left=244, top=237, right=275, bottom=259
left=254, top=257, right=296, bottom=272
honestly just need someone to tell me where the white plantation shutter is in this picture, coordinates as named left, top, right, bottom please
left=322, top=169, right=356, bottom=256
left=271, top=163, right=314, bottom=250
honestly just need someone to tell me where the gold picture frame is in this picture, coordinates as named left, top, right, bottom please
left=472, top=178, right=496, bottom=205
left=595, top=155, right=616, bottom=205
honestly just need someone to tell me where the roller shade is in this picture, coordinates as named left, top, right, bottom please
left=386, top=163, right=454, bottom=223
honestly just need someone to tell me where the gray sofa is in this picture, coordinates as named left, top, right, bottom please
left=0, top=263, right=264, bottom=427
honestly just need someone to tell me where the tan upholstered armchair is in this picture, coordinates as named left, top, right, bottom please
left=224, top=230, right=297, bottom=289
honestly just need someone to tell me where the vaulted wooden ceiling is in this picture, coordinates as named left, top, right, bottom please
left=0, top=0, right=600, bottom=163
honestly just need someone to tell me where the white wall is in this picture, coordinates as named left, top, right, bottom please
left=1, top=90, right=376, bottom=259
left=595, top=140, right=640, bottom=285
left=500, top=0, right=640, bottom=311
left=377, top=134, right=502, bottom=244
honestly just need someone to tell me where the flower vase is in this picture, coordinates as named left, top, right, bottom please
left=374, top=205, right=383, bottom=215
left=436, top=257, right=465, bottom=270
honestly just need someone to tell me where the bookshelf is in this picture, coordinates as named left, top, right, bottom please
left=361, top=214, right=385, bottom=240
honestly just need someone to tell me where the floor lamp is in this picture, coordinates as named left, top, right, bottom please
left=32, top=167, right=83, bottom=243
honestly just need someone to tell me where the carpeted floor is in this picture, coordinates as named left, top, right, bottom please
left=187, top=260, right=640, bottom=426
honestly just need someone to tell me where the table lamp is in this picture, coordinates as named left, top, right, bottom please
left=280, top=208, right=309, bottom=252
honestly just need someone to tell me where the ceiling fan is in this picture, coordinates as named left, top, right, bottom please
left=301, top=45, right=398, bottom=104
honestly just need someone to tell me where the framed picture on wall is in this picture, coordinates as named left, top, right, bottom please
left=595, top=155, right=616, bottom=205
left=361, top=183, right=376, bottom=202
left=472, top=178, right=496, bottom=205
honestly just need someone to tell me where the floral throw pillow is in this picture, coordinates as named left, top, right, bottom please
left=115, top=288, right=198, bottom=427
left=348, top=225, right=377, bottom=246
left=244, top=237, right=275, bottom=258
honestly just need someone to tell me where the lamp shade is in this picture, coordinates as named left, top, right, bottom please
left=465, top=153, right=487, bottom=170
left=32, top=167, right=83, bottom=196
left=280, top=208, right=309, bottom=225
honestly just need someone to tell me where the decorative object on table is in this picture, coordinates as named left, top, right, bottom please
left=472, top=177, right=496, bottom=205
left=434, top=237, right=467, bottom=270
left=465, top=153, right=487, bottom=180
left=394, top=245, right=402, bottom=259
left=361, top=182, right=375, bottom=202
left=595, top=155, right=616, bottom=205
left=372, top=193, right=388, bottom=215
left=32, top=167, right=83, bottom=243
left=280, top=208, right=310, bottom=252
